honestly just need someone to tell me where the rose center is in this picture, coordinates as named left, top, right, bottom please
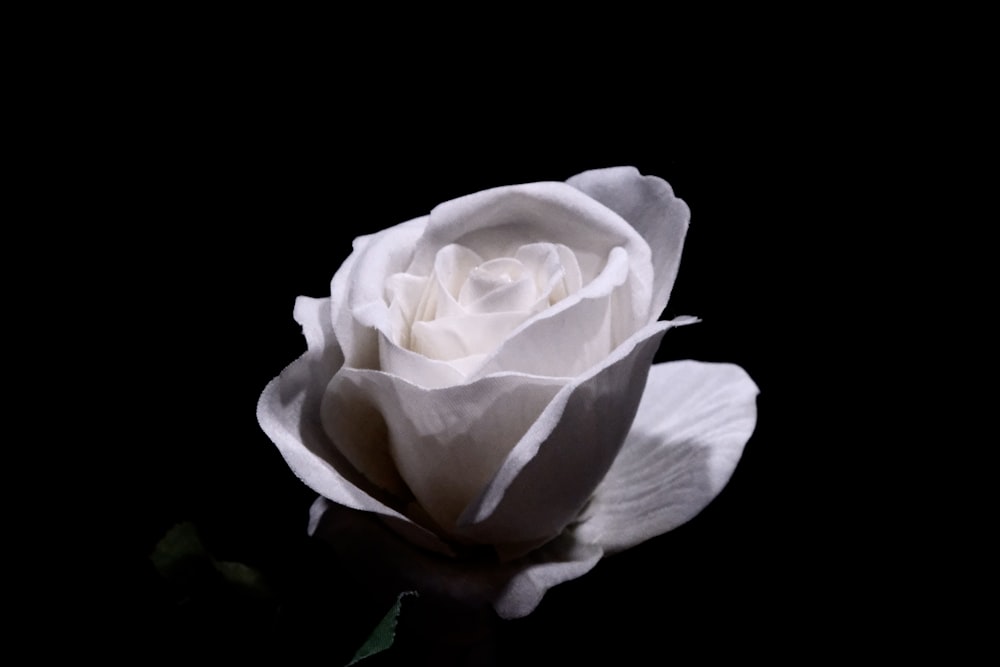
left=386, top=242, right=585, bottom=366
left=459, top=258, right=526, bottom=308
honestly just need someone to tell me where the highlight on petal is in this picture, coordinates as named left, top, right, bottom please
left=574, top=360, right=759, bottom=553
left=377, top=329, right=482, bottom=389
left=567, top=167, right=690, bottom=321
left=458, top=258, right=529, bottom=308
left=411, top=311, right=532, bottom=361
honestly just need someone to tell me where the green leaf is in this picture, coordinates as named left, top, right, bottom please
left=150, top=521, right=271, bottom=600
left=347, top=591, right=418, bottom=665
left=214, top=559, right=272, bottom=599
left=150, top=521, right=210, bottom=579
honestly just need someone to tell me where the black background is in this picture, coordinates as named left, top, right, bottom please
left=27, top=18, right=984, bottom=662
left=88, top=56, right=848, bottom=663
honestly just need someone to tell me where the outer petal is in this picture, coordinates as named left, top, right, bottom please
left=490, top=533, right=603, bottom=619
left=293, top=296, right=340, bottom=377
left=567, top=167, right=690, bottom=321
left=256, top=297, right=454, bottom=556
left=309, top=498, right=604, bottom=619
left=331, top=216, right=428, bottom=370
left=322, top=366, right=566, bottom=534
left=409, top=181, right=650, bottom=283
left=575, top=360, right=759, bottom=553
left=456, top=319, right=686, bottom=551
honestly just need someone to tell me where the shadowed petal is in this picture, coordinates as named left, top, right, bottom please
left=322, top=367, right=565, bottom=534
left=491, top=534, right=603, bottom=619
left=456, top=320, right=683, bottom=551
left=257, top=298, right=454, bottom=556
left=309, top=498, right=603, bottom=619
left=575, top=360, right=758, bottom=553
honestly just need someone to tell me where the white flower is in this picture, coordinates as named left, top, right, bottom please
left=257, top=166, right=758, bottom=618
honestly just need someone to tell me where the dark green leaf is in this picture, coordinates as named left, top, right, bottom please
left=150, top=521, right=209, bottom=579
left=150, top=521, right=271, bottom=600
left=214, top=559, right=272, bottom=599
left=347, top=591, right=418, bottom=665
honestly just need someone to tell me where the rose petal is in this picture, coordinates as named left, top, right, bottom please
left=322, top=366, right=566, bottom=534
left=257, top=300, right=454, bottom=556
left=332, top=216, right=428, bottom=369
left=411, top=310, right=533, bottom=360
left=553, top=244, right=583, bottom=297
left=424, top=243, right=483, bottom=320
left=471, top=247, right=630, bottom=380
left=433, top=243, right=485, bottom=304
left=308, top=498, right=604, bottom=619
left=357, top=181, right=663, bottom=385
left=458, top=258, right=538, bottom=314
left=293, top=296, right=341, bottom=376
left=456, top=319, right=677, bottom=549
left=567, top=166, right=690, bottom=322
left=514, top=242, right=581, bottom=306
left=377, top=330, right=481, bottom=388
left=491, top=533, right=603, bottom=619
left=574, top=360, right=758, bottom=553
left=406, top=181, right=653, bottom=321
left=461, top=276, right=536, bottom=314
left=378, top=245, right=629, bottom=384
left=385, top=272, right=426, bottom=348
left=318, top=369, right=410, bottom=498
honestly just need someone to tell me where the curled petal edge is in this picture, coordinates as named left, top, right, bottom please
left=566, top=166, right=691, bottom=322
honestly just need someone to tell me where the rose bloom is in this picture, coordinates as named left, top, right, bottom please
left=258, top=166, right=758, bottom=618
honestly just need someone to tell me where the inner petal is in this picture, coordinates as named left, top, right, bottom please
left=513, top=242, right=583, bottom=307
left=411, top=311, right=532, bottom=360
left=459, top=258, right=526, bottom=306
left=385, top=272, right=428, bottom=348
left=435, top=244, right=485, bottom=300
left=461, top=276, right=537, bottom=315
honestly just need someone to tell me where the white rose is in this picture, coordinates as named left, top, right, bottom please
left=257, top=166, right=758, bottom=618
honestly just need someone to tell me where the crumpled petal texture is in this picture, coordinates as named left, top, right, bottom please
left=256, top=166, right=758, bottom=618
